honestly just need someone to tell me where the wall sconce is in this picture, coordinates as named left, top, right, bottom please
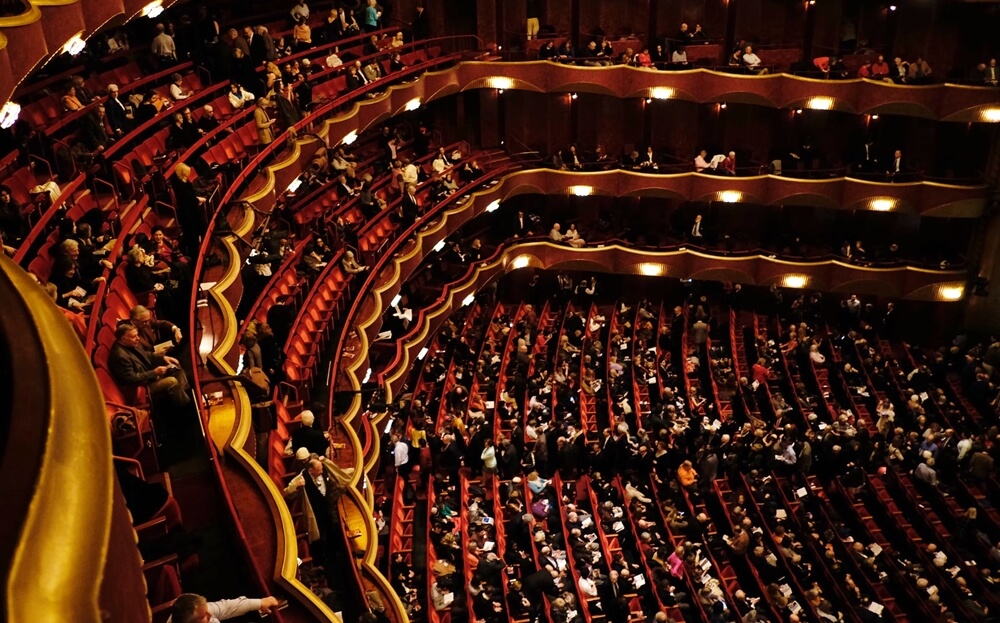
left=782, top=274, right=809, bottom=288
left=142, top=0, right=164, bottom=18
left=0, top=101, right=20, bottom=130
left=63, top=33, right=87, bottom=56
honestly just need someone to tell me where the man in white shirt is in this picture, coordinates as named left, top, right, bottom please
left=742, top=45, right=762, bottom=71
left=167, top=593, right=279, bottom=623
left=402, top=160, right=419, bottom=185
left=694, top=149, right=710, bottom=171
left=393, top=434, right=411, bottom=481
left=151, top=23, right=177, bottom=67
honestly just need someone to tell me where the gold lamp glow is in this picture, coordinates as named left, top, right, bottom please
left=638, top=263, right=666, bottom=277
left=870, top=197, right=896, bottom=211
left=63, top=32, right=87, bottom=56
left=141, top=0, right=164, bottom=18
left=488, top=76, right=513, bottom=90
left=719, top=191, right=742, bottom=203
left=485, top=200, right=501, bottom=212
left=404, top=98, right=422, bottom=111
left=569, top=185, right=594, bottom=197
left=981, top=108, right=1000, bottom=122
left=782, top=274, right=809, bottom=289
left=938, top=285, right=965, bottom=301
left=0, top=101, right=20, bottom=130
left=341, top=130, right=358, bottom=145
left=650, top=87, right=675, bottom=100
left=807, top=97, right=834, bottom=110
left=511, top=255, right=532, bottom=269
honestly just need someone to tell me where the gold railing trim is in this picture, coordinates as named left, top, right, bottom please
left=3, top=255, right=112, bottom=623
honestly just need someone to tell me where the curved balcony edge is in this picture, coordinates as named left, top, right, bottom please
left=0, top=253, right=113, bottom=623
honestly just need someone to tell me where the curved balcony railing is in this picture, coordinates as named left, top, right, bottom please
left=185, top=37, right=495, bottom=623
left=501, top=167, right=987, bottom=217
left=453, top=61, right=1000, bottom=123
left=0, top=253, right=114, bottom=623
left=326, top=171, right=970, bottom=460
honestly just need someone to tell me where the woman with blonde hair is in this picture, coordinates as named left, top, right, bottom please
left=254, top=98, right=275, bottom=145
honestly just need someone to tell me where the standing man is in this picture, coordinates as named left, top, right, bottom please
left=151, top=23, right=177, bottom=69
left=526, top=0, right=540, bottom=40
left=691, top=214, right=704, bottom=240
left=413, top=5, right=430, bottom=40
left=168, top=593, right=280, bottom=622
left=393, top=433, right=412, bottom=483
left=284, top=456, right=351, bottom=573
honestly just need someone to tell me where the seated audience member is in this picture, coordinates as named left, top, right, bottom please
left=671, top=45, right=688, bottom=65
left=432, top=147, right=452, bottom=174
left=0, top=186, right=26, bottom=244
left=557, top=40, right=575, bottom=62
left=694, top=149, right=711, bottom=172
left=198, top=104, right=224, bottom=134
left=80, top=105, right=112, bottom=153
left=597, top=40, right=616, bottom=63
left=721, top=151, right=736, bottom=175
left=169, top=73, right=192, bottom=100
left=228, top=82, right=255, bottom=109
left=129, top=304, right=183, bottom=354
left=390, top=52, right=407, bottom=72
left=907, top=56, right=932, bottom=83
left=123, top=245, right=171, bottom=295
left=636, top=47, right=653, bottom=68
left=639, top=146, right=658, bottom=170
left=108, top=322, right=191, bottom=406
left=891, top=57, right=909, bottom=83
left=562, top=144, right=584, bottom=171
left=870, top=54, right=890, bottom=79
left=342, top=250, right=369, bottom=274
left=539, top=41, right=557, bottom=60
left=650, top=44, right=667, bottom=65
left=564, top=224, right=586, bottom=248
left=856, top=59, right=873, bottom=78
left=61, top=83, right=84, bottom=112
left=985, top=58, right=999, bottom=86
left=742, top=45, right=765, bottom=73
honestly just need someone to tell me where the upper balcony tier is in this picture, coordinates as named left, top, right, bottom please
left=454, top=61, right=1000, bottom=123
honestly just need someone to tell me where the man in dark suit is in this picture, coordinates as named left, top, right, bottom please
left=599, top=570, right=630, bottom=623
left=400, top=183, right=420, bottom=227
left=512, top=210, right=531, bottom=238
left=887, top=149, right=904, bottom=180
left=105, top=84, right=133, bottom=137
left=80, top=104, right=112, bottom=153
left=283, top=457, right=348, bottom=575
left=246, top=25, right=265, bottom=64
left=413, top=5, right=430, bottom=40
left=108, top=323, right=191, bottom=406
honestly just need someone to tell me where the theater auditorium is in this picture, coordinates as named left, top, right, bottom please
left=3, top=0, right=1000, bottom=622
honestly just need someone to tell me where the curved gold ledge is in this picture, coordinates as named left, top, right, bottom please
left=200, top=232, right=343, bottom=622
left=1, top=253, right=112, bottom=623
